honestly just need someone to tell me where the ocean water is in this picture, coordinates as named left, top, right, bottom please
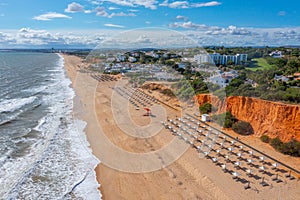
left=0, top=52, right=101, bottom=199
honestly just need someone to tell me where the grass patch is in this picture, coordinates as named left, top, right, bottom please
left=246, top=58, right=274, bottom=71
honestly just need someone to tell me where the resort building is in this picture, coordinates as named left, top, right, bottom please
left=194, top=53, right=248, bottom=65
left=269, top=51, right=283, bottom=58
left=207, top=70, right=239, bottom=88
left=194, top=54, right=210, bottom=64
left=274, top=74, right=289, bottom=82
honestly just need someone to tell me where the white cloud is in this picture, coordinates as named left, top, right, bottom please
left=0, top=32, right=13, bottom=44
left=0, top=26, right=299, bottom=48
left=127, top=9, right=139, bottom=12
left=104, top=0, right=133, bottom=7
left=159, top=0, right=168, bottom=6
left=65, top=2, right=85, bottom=13
left=84, top=10, right=93, bottom=13
left=168, top=1, right=189, bottom=9
left=169, top=21, right=256, bottom=36
left=64, top=3, right=136, bottom=18
left=170, top=21, right=208, bottom=29
left=0, top=28, right=115, bottom=48
left=191, top=1, right=221, bottom=8
left=108, top=6, right=120, bottom=10
left=89, top=0, right=101, bottom=5
left=108, top=12, right=136, bottom=18
left=100, top=0, right=157, bottom=10
left=160, top=1, right=221, bottom=9
left=136, top=0, right=157, bottom=9
left=104, top=23, right=125, bottom=28
left=273, top=29, right=299, bottom=40
left=205, top=25, right=256, bottom=36
left=16, top=28, right=62, bottom=45
left=65, top=2, right=92, bottom=14
left=136, top=35, right=152, bottom=44
left=95, top=7, right=109, bottom=17
left=94, top=7, right=136, bottom=18
left=33, top=12, right=71, bottom=21
left=176, top=15, right=188, bottom=21
left=91, top=0, right=220, bottom=11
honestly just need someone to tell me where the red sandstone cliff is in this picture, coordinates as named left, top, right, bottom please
left=196, top=94, right=300, bottom=142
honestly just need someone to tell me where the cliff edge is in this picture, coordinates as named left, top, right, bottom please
left=196, top=94, right=300, bottom=142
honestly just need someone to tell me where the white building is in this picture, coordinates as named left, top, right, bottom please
left=274, top=74, right=289, bottom=82
left=269, top=51, right=283, bottom=58
left=128, top=57, right=137, bottom=62
left=208, top=74, right=228, bottom=88
left=194, top=54, right=210, bottom=64
left=195, top=53, right=248, bottom=65
left=237, top=54, right=248, bottom=64
left=208, top=70, right=239, bottom=88
left=116, top=54, right=126, bottom=62
left=201, top=114, right=210, bottom=122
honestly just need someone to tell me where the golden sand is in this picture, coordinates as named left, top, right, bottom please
left=63, top=54, right=300, bottom=200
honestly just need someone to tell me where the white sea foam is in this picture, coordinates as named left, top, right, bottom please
left=22, top=85, right=48, bottom=95
left=0, top=112, right=19, bottom=125
left=69, top=119, right=102, bottom=200
left=1, top=53, right=102, bottom=199
left=33, top=116, right=46, bottom=131
left=0, top=96, right=37, bottom=113
left=56, top=53, right=102, bottom=199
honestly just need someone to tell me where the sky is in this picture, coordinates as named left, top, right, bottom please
left=0, top=0, right=299, bottom=48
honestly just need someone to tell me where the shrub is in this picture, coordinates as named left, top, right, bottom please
left=280, top=139, right=300, bottom=157
left=232, top=121, right=254, bottom=135
left=213, top=88, right=226, bottom=100
left=199, top=102, right=212, bottom=114
left=270, top=137, right=283, bottom=151
left=267, top=137, right=300, bottom=157
left=138, top=78, right=146, bottom=85
left=260, top=135, right=270, bottom=143
left=161, top=88, right=175, bottom=97
left=212, top=111, right=237, bottom=128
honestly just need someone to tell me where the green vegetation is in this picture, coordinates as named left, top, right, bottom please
left=260, top=135, right=271, bottom=143
left=267, top=137, right=300, bottom=157
left=232, top=121, right=254, bottom=135
left=195, top=47, right=300, bottom=104
left=225, top=60, right=300, bottom=103
left=161, top=88, right=176, bottom=97
left=212, top=112, right=237, bottom=128
left=173, top=77, right=212, bottom=100
left=212, top=88, right=226, bottom=100
left=203, top=46, right=300, bottom=60
left=178, top=47, right=300, bottom=104
left=172, top=79, right=195, bottom=101
left=189, top=77, right=210, bottom=94
left=212, top=111, right=254, bottom=136
left=246, top=58, right=274, bottom=71
left=98, top=46, right=300, bottom=104
left=104, top=71, right=120, bottom=75
left=199, top=102, right=213, bottom=114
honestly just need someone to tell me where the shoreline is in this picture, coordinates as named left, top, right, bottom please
left=61, top=53, right=103, bottom=199
left=62, top=53, right=300, bottom=200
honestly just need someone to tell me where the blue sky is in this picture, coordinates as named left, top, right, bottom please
left=0, top=0, right=299, bottom=47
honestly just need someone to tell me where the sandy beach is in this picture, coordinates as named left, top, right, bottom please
left=62, top=54, right=300, bottom=200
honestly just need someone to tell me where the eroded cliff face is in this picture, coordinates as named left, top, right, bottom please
left=196, top=94, right=300, bottom=142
